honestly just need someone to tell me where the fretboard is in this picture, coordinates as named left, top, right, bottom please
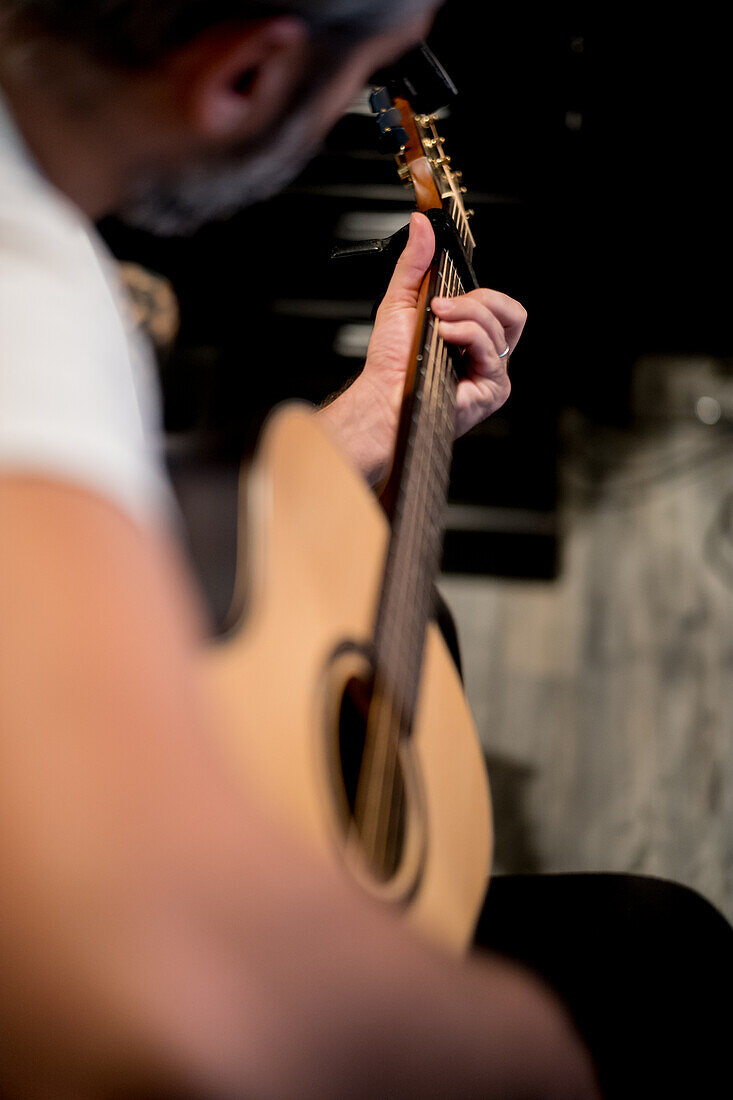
left=373, top=244, right=467, bottom=729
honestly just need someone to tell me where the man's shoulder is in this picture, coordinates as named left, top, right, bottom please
left=0, top=145, right=175, bottom=529
left=0, top=157, right=136, bottom=377
left=0, top=160, right=104, bottom=284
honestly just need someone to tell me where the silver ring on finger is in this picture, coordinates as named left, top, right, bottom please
left=498, top=344, right=510, bottom=359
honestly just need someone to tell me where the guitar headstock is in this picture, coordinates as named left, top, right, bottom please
left=369, top=46, right=475, bottom=254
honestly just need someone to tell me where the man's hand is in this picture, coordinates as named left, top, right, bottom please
left=319, top=211, right=527, bottom=485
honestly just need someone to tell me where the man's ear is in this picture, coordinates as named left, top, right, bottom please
left=170, top=18, right=309, bottom=142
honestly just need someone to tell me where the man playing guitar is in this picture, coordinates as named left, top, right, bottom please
left=0, top=2, right=730, bottom=1096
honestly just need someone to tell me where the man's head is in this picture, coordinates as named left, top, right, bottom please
left=0, top=0, right=437, bottom=232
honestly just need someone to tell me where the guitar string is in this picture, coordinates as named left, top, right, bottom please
left=392, top=253, right=459, bottom=674
left=379, top=261, right=457, bottom=721
left=426, top=116, right=471, bottom=255
left=450, top=193, right=470, bottom=252
left=356, top=237, right=466, bottom=871
left=380, top=251, right=459, bottom=837
left=369, top=252, right=460, bottom=873
left=356, top=250, right=462, bottom=873
left=353, top=250, right=452, bottom=867
left=370, top=147, right=473, bottom=799
left=353, top=249, right=452, bottom=866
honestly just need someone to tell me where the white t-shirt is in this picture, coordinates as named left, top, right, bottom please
left=0, top=89, right=177, bottom=529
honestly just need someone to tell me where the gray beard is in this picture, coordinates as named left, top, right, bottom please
left=120, top=101, right=319, bottom=236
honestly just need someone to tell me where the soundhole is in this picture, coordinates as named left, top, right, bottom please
left=336, top=673, right=407, bottom=884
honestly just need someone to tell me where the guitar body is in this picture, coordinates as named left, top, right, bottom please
left=205, top=406, right=492, bottom=953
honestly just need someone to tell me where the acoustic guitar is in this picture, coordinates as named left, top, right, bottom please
left=205, top=48, right=492, bottom=954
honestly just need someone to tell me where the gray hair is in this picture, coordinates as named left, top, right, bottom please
left=0, top=0, right=429, bottom=67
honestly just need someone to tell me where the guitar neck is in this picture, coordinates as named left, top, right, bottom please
left=373, top=234, right=472, bottom=725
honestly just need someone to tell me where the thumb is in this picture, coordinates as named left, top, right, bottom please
left=381, top=212, right=436, bottom=311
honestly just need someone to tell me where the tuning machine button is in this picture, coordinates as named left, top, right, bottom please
left=376, top=111, right=408, bottom=153
left=370, top=91, right=408, bottom=154
left=377, top=126, right=408, bottom=154
left=375, top=106, right=403, bottom=132
left=369, top=85, right=393, bottom=113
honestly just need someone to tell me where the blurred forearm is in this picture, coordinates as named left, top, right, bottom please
left=0, top=476, right=598, bottom=1100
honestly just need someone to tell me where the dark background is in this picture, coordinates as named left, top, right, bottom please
left=99, top=6, right=733, bottom=592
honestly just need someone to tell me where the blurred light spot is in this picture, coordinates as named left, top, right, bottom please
left=696, top=395, right=722, bottom=424
left=335, top=210, right=410, bottom=241
left=334, top=323, right=373, bottom=359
